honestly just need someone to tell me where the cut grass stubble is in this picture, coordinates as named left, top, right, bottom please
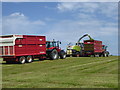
left=1, top=56, right=118, bottom=88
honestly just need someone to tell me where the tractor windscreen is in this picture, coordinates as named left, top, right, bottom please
left=46, top=42, right=52, bottom=48
left=46, top=41, right=59, bottom=48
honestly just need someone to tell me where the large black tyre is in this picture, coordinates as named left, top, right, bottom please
left=106, top=51, right=109, bottom=57
left=103, top=52, right=108, bottom=57
left=26, top=56, right=33, bottom=63
left=19, top=56, right=26, bottom=64
left=79, top=51, right=83, bottom=57
left=59, top=50, right=66, bottom=59
left=49, top=49, right=59, bottom=60
left=75, top=52, right=80, bottom=57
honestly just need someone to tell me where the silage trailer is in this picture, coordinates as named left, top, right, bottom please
left=84, top=40, right=109, bottom=57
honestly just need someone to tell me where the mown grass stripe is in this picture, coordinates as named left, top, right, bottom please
left=67, top=58, right=118, bottom=69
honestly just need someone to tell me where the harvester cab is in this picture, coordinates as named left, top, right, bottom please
left=46, top=39, right=66, bottom=60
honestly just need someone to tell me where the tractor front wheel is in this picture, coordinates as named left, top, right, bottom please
left=59, top=50, right=66, bottom=59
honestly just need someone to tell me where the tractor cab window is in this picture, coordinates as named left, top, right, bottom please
left=52, top=42, right=56, bottom=47
left=46, top=41, right=59, bottom=48
left=46, top=42, right=53, bottom=48
left=52, top=41, right=59, bottom=47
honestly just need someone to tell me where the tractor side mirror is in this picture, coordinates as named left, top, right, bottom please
left=60, top=42, right=61, bottom=44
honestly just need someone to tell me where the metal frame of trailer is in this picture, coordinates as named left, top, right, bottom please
left=0, top=35, right=46, bottom=63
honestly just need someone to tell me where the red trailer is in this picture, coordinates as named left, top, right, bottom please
left=0, top=35, right=66, bottom=64
left=84, top=40, right=109, bottom=57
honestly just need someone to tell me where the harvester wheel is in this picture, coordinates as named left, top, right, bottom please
left=19, top=56, right=26, bottom=64
left=59, top=50, right=66, bottom=59
left=26, top=56, right=33, bottom=63
left=76, top=52, right=80, bottom=57
left=49, top=49, right=59, bottom=60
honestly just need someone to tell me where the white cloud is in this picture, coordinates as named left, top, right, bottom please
left=44, top=19, right=117, bottom=43
left=99, top=3, right=118, bottom=19
left=57, top=2, right=118, bottom=20
left=10, top=12, right=25, bottom=17
left=2, top=12, right=46, bottom=35
left=57, top=2, right=78, bottom=12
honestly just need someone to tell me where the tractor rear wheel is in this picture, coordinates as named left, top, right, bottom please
left=26, top=56, right=33, bottom=63
left=59, top=50, right=66, bottom=59
left=19, top=56, right=26, bottom=64
left=49, top=49, right=59, bottom=60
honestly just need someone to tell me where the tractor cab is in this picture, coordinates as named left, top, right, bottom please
left=46, top=40, right=61, bottom=52
left=46, top=40, right=66, bottom=60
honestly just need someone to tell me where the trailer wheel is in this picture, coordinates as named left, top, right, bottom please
left=49, top=49, right=59, bottom=60
left=19, top=56, right=26, bottom=64
left=26, top=56, right=33, bottom=63
left=59, top=50, right=66, bottom=59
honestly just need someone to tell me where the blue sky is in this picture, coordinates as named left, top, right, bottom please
left=2, top=2, right=118, bottom=55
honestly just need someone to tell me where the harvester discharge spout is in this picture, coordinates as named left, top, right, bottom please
left=77, top=34, right=94, bottom=45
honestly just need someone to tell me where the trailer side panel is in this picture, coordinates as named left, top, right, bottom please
left=84, top=40, right=103, bottom=55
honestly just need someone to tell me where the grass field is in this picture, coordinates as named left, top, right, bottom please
left=1, top=56, right=118, bottom=88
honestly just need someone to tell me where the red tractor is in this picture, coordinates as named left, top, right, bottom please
left=46, top=40, right=66, bottom=60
